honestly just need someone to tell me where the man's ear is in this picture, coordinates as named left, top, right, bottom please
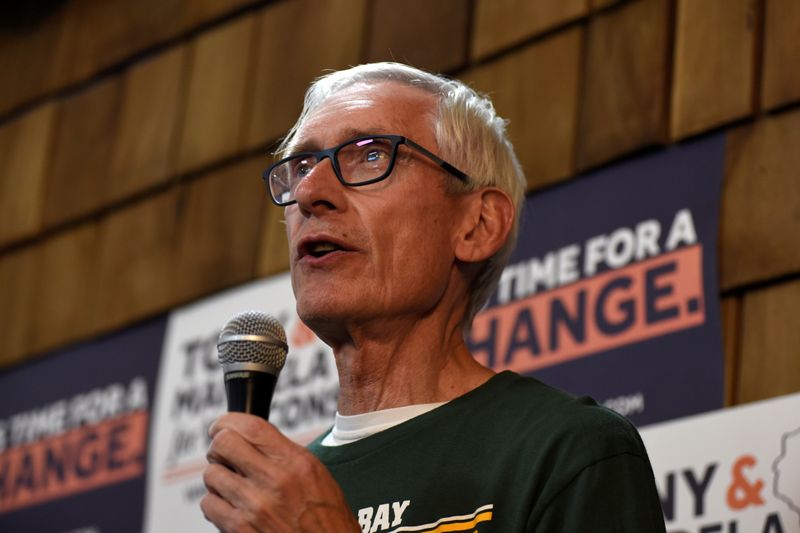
left=454, top=188, right=515, bottom=263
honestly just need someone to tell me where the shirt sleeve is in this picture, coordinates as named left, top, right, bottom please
left=530, top=452, right=667, bottom=532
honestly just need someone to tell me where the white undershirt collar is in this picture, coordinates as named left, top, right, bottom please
left=321, top=402, right=446, bottom=446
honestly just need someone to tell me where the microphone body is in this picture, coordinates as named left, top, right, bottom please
left=224, top=368, right=278, bottom=419
left=217, top=311, right=288, bottom=421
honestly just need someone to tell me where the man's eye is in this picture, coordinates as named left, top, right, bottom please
left=364, top=150, right=388, bottom=162
left=292, top=160, right=314, bottom=177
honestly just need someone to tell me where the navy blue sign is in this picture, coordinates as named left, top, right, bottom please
left=0, top=317, right=166, bottom=532
left=468, top=134, right=726, bottom=425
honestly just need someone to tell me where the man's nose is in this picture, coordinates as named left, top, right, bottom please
left=292, top=156, right=344, bottom=214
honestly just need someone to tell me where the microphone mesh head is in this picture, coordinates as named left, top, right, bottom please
left=217, top=310, right=287, bottom=370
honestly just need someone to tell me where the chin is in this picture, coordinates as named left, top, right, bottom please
left=296, top=312, right=348, bottom=349
left=296, top=294, right=348, bottom=332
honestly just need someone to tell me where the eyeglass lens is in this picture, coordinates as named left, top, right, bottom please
left=269, top=137, right=396, bottom=204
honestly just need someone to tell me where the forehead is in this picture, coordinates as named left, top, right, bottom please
left=293, top=81, right=439, bottom=149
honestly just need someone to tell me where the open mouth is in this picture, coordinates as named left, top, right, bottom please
left=297, top=233, right=355, bottom=262
left=298, top=237, right=351, bottom=260
left=306, top=241, right=343, bottom=258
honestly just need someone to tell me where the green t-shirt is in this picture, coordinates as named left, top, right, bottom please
left=308, top=371, right=666, bottom=532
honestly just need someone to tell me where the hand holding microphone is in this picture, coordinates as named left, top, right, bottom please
left=202, top=310, right=359, bottom=532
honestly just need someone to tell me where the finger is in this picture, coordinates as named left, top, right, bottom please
left=210, top=413, right=300, bottom=466
left=210, top=413, right=284, bottom=447
left=203, top=462, right=256, bottom=514
left=200, top=489, right=258, bottom=533
left=207, top=427, right=288, bottom=483
left=204, top=461, right=292, bottom=533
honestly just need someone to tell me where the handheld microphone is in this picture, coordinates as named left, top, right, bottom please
left=217, top=310, right=288, bottom=420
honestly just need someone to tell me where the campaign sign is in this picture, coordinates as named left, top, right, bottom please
left=641, top=393, right=800, bottom=532
left=0, top=317, right=165, bottom=533
left=468, top=134, right=726, bottom=425
left=143, top=273, right=337, bottom=533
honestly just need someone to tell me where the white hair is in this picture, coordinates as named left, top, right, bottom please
left=278, top=62, right=526, bottom=329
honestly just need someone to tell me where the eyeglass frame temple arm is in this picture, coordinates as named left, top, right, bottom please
left=403, top=138, right=470, bottom=182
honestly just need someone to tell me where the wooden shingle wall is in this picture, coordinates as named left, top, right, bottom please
left=1, top=0, right=798, bottom=406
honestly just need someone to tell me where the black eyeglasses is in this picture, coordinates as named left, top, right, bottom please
left=263, top=134, right=470, bottom=206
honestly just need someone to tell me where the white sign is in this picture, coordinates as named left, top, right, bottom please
left=641, top=393, right=800, bottom=533
left=143, top=273, right=338, bottom=533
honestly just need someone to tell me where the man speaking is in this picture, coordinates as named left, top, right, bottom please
left=201, top=62, right=666, bottom=532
